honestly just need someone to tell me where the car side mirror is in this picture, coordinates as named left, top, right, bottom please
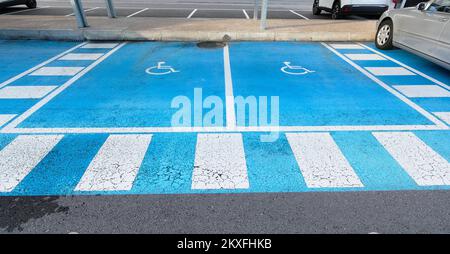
left=417, top=2, right=427, bottom=11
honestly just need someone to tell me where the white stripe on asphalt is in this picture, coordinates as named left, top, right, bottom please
left=59, top=53, right=104, bottom=61
left=192, top=133, right=249, bottom=190
left=393, top=85, right=450, bottom=98
left=329, top=43, right=364, bottom=49
left=81, top=43, right=118, bottom=49
left=126, top=8, right=149, bottom=18
left=65, top=7, right=100, bottom=17
left=0, top=86, right=57, bottom=99
left=75, top=134, right=152, bottom=191
left=373, top=132, right=450, bottom=186
left=242, top=9, right=250, bottom=19
left=434, top=112, right=450, bottom=125
left=0, top=135, right=63, bottom=192
left=344, top=54, right=386, bottom=61
left=365, top=67, right=416, bottom=76
left=0, top=114, right=16, bottom=127
left=187, top=9, right=197, bottom=18
left=30, top=67, right=84, bottom=76
left=223, top=44, right=236, bottom=129
left=286, top=133, right=363, bottom=188
left=289, top=10, right=309, bottom=20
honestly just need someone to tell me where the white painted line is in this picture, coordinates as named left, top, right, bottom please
left=223, top=44, right=236, bottom=129
left=0, top=86, right=57, bottom=99
left=2, top=124, right=448, bottom=135
left=322, top=43, right=447, bottom=128
left=0, top=114, right=16, bottom=127
left=242, top=9, right=250, bottom=19
left=289, top=10, right=310, bottom=20
left=393, top=85, right=450, bottom=98
left=329, top=43, right=364, bottom=49
left=287, top=133, right=363, bottom=188
left=192, top=133, right=249, bottom=190
left=357, top=43, right=450, bottom=90
left=0, top=42, right=87, bottom=90
left=1, top=43, right=126, bottom=132
left=0, top=135, right=63, bottom=192
left=81, top=43, right=118, bottom=49
left=434, top=112, right=450, bottom=125
left=75, top=134, right=152, bottom=191
left=187, top=9, right=197, bottom=18
left=4, top=6, right=50, bottom=15
left=30, top=67, right=84, bottom=76
left=126, top=8, right=149, bottom=18
left=344, top=54, right=386, bottom=61
left=65, top=7, right=100, bottom=17
left=373, top=132, right=450, bottom=186
left=59, top=53, right=104, bottom=61
left=365, top=67, right=416, bottom=76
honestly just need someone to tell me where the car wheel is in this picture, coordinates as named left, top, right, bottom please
left=26, top=0, right=37, bottom=9
left=375, top=19, right=394, bottom=50
left=331, top=1, right=342, bottom=19
left=313, top=0, right=321, bottom=15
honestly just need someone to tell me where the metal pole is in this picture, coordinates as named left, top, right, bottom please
left=105, top=0, right=117, bottom=18
left=260, top=0, right=268, bottom=30
left=253, top=0, right=259, bottom=20
left=70, top=0, right=88, bottom=28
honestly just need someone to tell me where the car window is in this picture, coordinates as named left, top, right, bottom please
left=428, top=0, right=450, bottom=13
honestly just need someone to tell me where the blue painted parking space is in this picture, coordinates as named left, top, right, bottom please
left=0, top=40, right=448, bottom=196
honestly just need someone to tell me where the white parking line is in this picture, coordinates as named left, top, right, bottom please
left=192, top=133, right=249, bottom=190
left=65, top=7, right=100, bottom=17
left=0, top=115, right=16, bottom=127
left=59, top=53, right=104, bottom=61
left=344, top=54, right=386, bottom=61
left=373, top=132, right=450, bottom=186
left=75, top=134, right=152, bottom=191
left=287, top=133, right=363, bottom=188
left=289, top=10, right=309, bottom=20
left=330, top=43, right=365, bottom=50
left=0, top=86, right=57, bottom=99
left=0, top=135, right=63, bottom=192
left=82, top=43, right=118, bottom=49
left=187, top=9, right=197, bottom=18
left=126, top=8, right=149, bottom=18
left=365, top=67, right=416, bottom=76
left=393, top=85, right=450, bottom=98
left=434, top=112, right=450, bottom=125
left=223, top=44, right=236, bottom=129
left=242, top=9, right=250, bottom=19
left=30, top=67, right=84, bottom=76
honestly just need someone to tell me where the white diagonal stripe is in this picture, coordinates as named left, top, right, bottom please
left=330, top=44, right=364, bottom=49
left=81, top=43, right=118, bottom=49
left=75, top=134, right=152, bottom=191
left=0, top=86, right=57, bottom=99
left=434, top=112, right=450, bottom=125
left=0, top=114, right=16, bottom=127
left=394, top=85, right=450, bottom=98
left=365, top=67, right=415, bottom=76
left=373, top=132, right=450, bottom=186
left=286, top=133, right=363, bottom=188
left=344, top=54, right=386, bottom=61
left=192, top=133, right=249, bottom=189
left=59, top=53, right=104, bottom=61
left=0, top=135, right=63, bottom=192
left=30, top=67, right=84, bottom=76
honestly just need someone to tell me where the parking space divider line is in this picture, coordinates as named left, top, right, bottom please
left=242, top=9, right=250, bottom=19
left=223, top=44, right=236, bottom=129
left=65, top=7, right=100, bottom=17
left=289, top=10, right=309, bottom=20
left=187, top=9, right=197, bottom=19
left=322, top=42, right=448, bottom=129
left=126, top=8, right=149, bottom=18
left=357, top=43, right=450, bottom=91
left=1, top=43, right=127, bottom=132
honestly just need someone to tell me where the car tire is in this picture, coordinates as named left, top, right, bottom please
left=375, top=19, right=394, bottom=50
left=331, top=1, right=342, bottom=20
left=313, top=0, right=321, bottom=15
left=26, top=0, right=37, bottom=9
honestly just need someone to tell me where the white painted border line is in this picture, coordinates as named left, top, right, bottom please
left=393, top=85, right=450, bottom=98
left=75, top=134, right=152, bottom=191
left=59, top=53, right=104, bottom=61
left=126, top=8, right=149, bottom=18
left=0, top=42, right=87, bottom=90
left=65, top=7, right=100, bottom=17
left=81, top=43, right=118, bottom=49
left=192, top=133, right=249, bottom=190
left=373, top=132, right=450, bottom=186
left=223, top=44, right=236, bottom=129
left=0, top=114, right=16, bottom=127
left=242, top=9, right=250, bottom=19
left=2, top=124, right=446, bottom=135
left=322, top=42, right=448, bottom=128
left=0, top=135, right=63, bottom=192
left=329, top=43, right=364, bottom=49
left=344, top=54, right=386, bottom=61
left=187, top=9, right=197, bottom=18
left=30, top=67, right=84, bottom=76
left=289, top=10, right=309, bottom=20
left=0, top=86, right=57, bottom=99
left=365, top=67, right=416, bottom=76
left=1, top=43, right=126, bottom=132
left=287, top=133, right=363, bottom=188
left=434, top=112, right=450, bottom=125
left=357, top=43, right=450, bottom=90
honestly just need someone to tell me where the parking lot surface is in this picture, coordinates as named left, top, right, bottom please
left=0, top=40, right=449, bottom=197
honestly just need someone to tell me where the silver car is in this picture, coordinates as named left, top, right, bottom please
left=375, top=0, right=450, bottom=70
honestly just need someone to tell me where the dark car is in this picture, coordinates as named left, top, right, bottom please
left=0, top=0, right=37, bottom=9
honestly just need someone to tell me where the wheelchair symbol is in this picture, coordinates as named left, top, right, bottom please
left=145, top=61, right=179, bottom=75
left=281, top=61, right=315, bottom=75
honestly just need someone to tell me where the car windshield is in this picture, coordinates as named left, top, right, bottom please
left=428, top=0, right=450, bottom=12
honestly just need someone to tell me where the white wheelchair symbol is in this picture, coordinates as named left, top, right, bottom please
left=281, top=61, right=315, bottom=75
left=145, top=61, right=179, bottom=75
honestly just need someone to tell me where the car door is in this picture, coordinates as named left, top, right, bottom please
left=437, top=3, right=450, bottom=64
